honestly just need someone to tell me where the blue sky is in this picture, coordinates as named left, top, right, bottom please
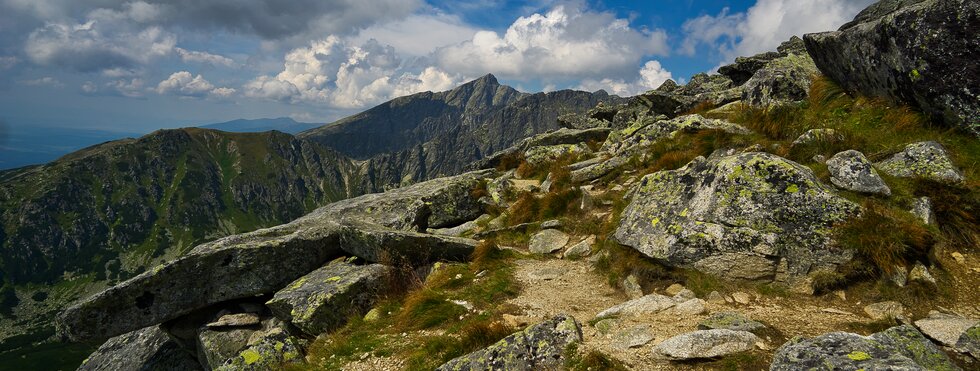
left=0, top=0, right=875, bottom=133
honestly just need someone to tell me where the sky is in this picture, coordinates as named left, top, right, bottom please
left=0, top=0, right=876, bottom=133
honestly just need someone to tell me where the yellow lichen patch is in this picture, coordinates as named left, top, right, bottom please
left=847, top=351, right=871, bottom=361
left=241, top=349, right=262, bottom=365
left=786, top=184, right=800, bottom=193
left=327, top=276, right=342, bottom=282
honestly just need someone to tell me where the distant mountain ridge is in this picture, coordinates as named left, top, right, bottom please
left=200, top=117, right=320, bottom=134
left=302, top=74, right=622, bottom=190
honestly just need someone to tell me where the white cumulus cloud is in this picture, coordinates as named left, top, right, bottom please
left=155, top=71, right=235, bottom=98
left=244, top=37, right=463, bottom=108
left=19, top=76, right=63, bottom=87
left=576, top=60, right=673, bottom=96
left=680, top=0, right=876, bottom=62
left=434, top=5, right=669, bottom=82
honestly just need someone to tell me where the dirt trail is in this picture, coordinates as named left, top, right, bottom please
left=506, top=257, right=901, bottom=370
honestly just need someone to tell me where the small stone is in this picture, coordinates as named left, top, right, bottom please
left=792, top=129, right=841, bottom=147
left=951, top=252, right=965, bottom=264
left=563, top=236, right=595, bottom=259
left=834, top=290, right=846, bottom=301
left=596, top=294, right=676, bottom=320
left=206, top=313, right=262, bottom=328
left=910, top=197, right=935, bottom=225
left=864, top=301, right=904, bottom=321
left=652, top=329, right=759, bottom=360
left=732, top=292, right=751, bottom=305
left=622, top=275, right=644, bottom=300
left=822, top=308, right=853, bottom=316
left=451, top=300, right=474, bottom=312
left=363, top=308, right=381, bottom=322
left=541, top=219, right=562, bottom=229
left=698, top=312, right=766, bottom=332
left=812, top=154, right=826, bottom=163
left=707, top=291, right=726, bottom=305
left=673, top=299, right=707, bottom=316
left=908, top=262, right=936, bottom=286
left=580, top=191, right=596, bottom=210
left=672, top=289, right=696, bottom=302
left=875, top=141, right=964, bottom=184
left=529, top=229, right=570, bottom=254
left=594, top=318, right=618, bottom=335
left=664, top=284, right=686, bottom=296
left=610, top=185, right=626, bottom=192
left=613, top=325, right=655, bottom=349
left=890, top=265, right=909, bottom=287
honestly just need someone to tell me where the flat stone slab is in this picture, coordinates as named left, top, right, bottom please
left=652, top=329, right=759, bottom=360
left=595, top=294, right=676, bottom=320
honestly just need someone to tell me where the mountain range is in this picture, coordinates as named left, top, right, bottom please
left=0, top=74, right=616, bottom=368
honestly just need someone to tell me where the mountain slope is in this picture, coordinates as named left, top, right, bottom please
left=300, top=74, right=529, bottom=159
left=302, top=74, right=622, bottom=191
left=0, top=128, right=361, bottom=286
left=200, top=117, right=320, bottom=134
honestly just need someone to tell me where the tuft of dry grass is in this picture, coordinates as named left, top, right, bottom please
left=836, top=200, right=934, bottom=277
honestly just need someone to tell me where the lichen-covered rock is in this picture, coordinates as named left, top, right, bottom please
left=908, top=262, right=937, bottom=286
left=570, top=155, right=629, bottom=183
left=771, top=325, right=960, bottom=371
left=528, top=229, right=570, bottom=255
left=791, top=128, right=842, bottom=147
left=79, top=326, right=201, bottom=371
left=612, top=325, right=655, bottom=349
left=196, top=316, right=291, bottom=370
left=697, top=312, right=766, bottom=333
left=804, top=0, right=980, bottom=137
left=827, top=150, right=891, bottom=195
left=523, top=143, right=591, bottom=167
left=315, top=169, right=494, bottom=231
left=615, top=152, right=860, bottom=282
left=602, top=114, right=751, bottom=157
left=910, top=197, right=936, bottom=225
left=436, top=314, right=583, bottom=371
left=469, top=128, right=610, bottom=170
left=875, top=141, right=964, bottom=183
left=955, top=323, right=980, bottom=358
left=563, top=235, right=595, bottom=259
left=595, top=294, right=676, bottom=320
left=652, top=329, right=759, bottom=360
left=741, top=53, right=820, bottom=106
left=266, top=260, right=387, bottom=336
left=215, top=322, right=304, bottom=371
left=58, top=171, right=487, bottom=342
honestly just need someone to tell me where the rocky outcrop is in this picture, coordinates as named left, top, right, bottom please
left=58, top=171, right=488, bottom=342
left=771, top=325, right=960, bottom=370
left=266, top=260, right=387, bottom=336
left=469, top=127, right=611, bottom=171
left=601, top=115, right=751, bottom=157
left=652, top=329, right=759, bottom=360
left=741, top=52, right=819, bottom=107
left=615, top=152, right=860, bottom=282
left=875, top=141, right=964, bottom=183
left=214, top=320, right=304, bottom=371
left=826, top=150, right=891, bottom=195
left=78, top=326, right=202, bottom=371
left=436, top=315, right=582, bottom=371
left=804, top=0, right=980, bottom=137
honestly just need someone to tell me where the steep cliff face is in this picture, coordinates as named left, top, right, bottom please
left=300, top=74, right=529, bottom=160
left=0, top=128, right=361, bottom=286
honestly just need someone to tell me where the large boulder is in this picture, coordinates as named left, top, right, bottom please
left=875, top=141, right=964, bottom=183
left=652, top=329, right=759, bottom=360
left=601, top=114, right=751, bottom=157
left=741, top=52, right=820, bottom=106
left=266, top=260, right=387, bottom=336
left=436, top=314, right=583, bottom=371
left=78, top=326, right=201, bottom=371
left=771, top=325, right=960, bottom=370
left=615, top=152, right=860, bottom=282
left=804, top=0, right=980, bottom=137
left=58, top=171, right=487, bottom=342
left=197, top=316, right=295, bottom=370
